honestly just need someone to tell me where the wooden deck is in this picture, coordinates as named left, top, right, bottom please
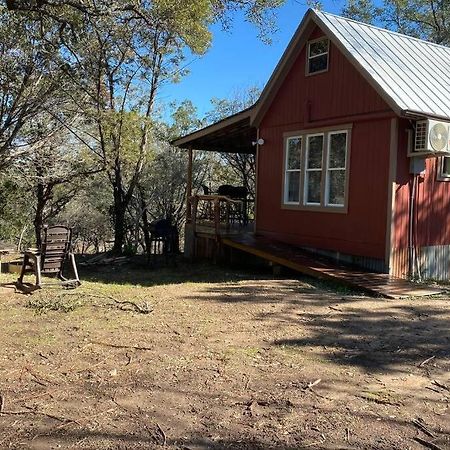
left=222, top=234, right=444, bottom=299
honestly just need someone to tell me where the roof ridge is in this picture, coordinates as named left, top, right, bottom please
left=314, top=9, right=450, bottom=51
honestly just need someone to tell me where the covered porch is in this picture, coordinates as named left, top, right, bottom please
left=172, top=107, right=258, bottom=258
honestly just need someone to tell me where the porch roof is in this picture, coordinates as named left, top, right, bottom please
left=171, top=107, right=257, bottom=154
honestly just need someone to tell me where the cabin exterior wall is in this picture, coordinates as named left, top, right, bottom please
left=256, top=26, right=395, bottom=270
left=391, top=119, right=450, bottom=280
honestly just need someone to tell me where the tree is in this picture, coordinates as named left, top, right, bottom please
left=2, top=0, right=284, bottom=43
left=0, top=7, right=72, bottom=170
left=57, top=175, right=114, bottom=254
left=342, top=0, right=450, bottom=45
left=11, top=117, right=101, bottom=247
left=135, top=101, right=213, bottom=257
left=1, top=0, right=285, bottom=254
left=204, top=86, right=261, bottom=201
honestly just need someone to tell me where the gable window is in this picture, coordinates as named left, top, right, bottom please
left=284, top=137, right=302, bottom=203
left=283, top=127, right=350, bottom=211
left=438, top=156, right=450, bottom=180
left=307, top=38, right=329, bottom=74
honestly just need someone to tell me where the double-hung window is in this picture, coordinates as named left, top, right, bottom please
left=326, top=131, right=348, bottom=206
left=307, top=38, right=329, bottom=74
left=283, top=128, right=349, bottom=211
left=284, top=137, right=302, bottom=203
left=305, top=134, right=324, bottom=205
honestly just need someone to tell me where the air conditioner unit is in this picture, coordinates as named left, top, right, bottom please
left=410, top=119, right=450, bottom=157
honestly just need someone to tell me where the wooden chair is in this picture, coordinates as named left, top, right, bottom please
left=17, top=225, right=80, bottom=289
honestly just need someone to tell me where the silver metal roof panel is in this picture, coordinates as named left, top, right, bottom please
left=315, top=11, right=450, bottom=119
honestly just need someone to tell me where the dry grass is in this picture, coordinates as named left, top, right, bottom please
left=0, top=262, right=449, bottom=449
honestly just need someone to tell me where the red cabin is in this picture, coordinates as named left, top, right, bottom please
left=174, top=9, right=450, bottom=282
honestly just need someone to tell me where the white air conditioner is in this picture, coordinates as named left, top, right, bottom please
left=410, top=119, right=450, bottom=157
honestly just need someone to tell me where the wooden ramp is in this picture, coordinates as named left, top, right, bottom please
left=222, top=234, right=443, bottom=299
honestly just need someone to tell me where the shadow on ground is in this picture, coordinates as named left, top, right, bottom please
left=77, top=258, right=277, bottom=288
left=188, top=279, right=450, bottom=374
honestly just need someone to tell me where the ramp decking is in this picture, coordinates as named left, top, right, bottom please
left=222, top=234, right=443, bottom=299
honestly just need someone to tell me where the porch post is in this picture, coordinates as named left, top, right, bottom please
left=186, top=146, right=193, bottom=222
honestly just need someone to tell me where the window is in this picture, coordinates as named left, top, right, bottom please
left=284, top=137, right=302, bottom=203
left=283, top=128, right=349, bottom=211
left=326, top=131, right=348, bottom=206
left=305, top=134, right=324, bottom=205
left=307, top=38, right=329, bottom=74
left=438, top=156, right=450, bottom=180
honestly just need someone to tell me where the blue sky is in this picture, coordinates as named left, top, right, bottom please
left=159, top=0, right=346, bottom=120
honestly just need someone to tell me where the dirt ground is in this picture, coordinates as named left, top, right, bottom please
left=0, top=261, right=449, bottom=450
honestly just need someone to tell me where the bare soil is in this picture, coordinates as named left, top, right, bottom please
left=0, top=261, right=449, bottom=450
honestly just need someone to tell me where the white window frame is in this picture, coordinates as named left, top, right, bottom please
left=284, top=136, right=302, bottom=204
left=325, top=130, right=348, bottom=207
left=304, top=133, right=324, bottom=206
left=282, top=126, right=350, bottom=213
left=306, top=37, right=329, bottom=75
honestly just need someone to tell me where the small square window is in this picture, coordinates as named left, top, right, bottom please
left=307, top=38, right=329, bottom=74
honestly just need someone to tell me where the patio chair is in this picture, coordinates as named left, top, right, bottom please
left=148, top=219, right=179, bottom=265
left=17, top=225, right=80, bottom=289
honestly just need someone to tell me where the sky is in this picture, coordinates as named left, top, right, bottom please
left=158, top=0, right=346, bottom=121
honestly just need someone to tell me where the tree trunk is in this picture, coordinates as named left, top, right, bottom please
left=34, top=181, right=46, bottom=249
left=139, top=191, right=152, bottom=262
left=111, top=201, right=126, bottom=255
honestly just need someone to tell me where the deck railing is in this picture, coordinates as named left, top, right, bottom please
left=189, top=195, right=250, bottom=236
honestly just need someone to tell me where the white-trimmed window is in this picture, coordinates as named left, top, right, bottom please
left=307, top=38, right=329, bottom=74
left=284, top=137, right=302, bottom=203
left=326, top=131, right=348, bottom=206
left=305, top=134, right=324, bottom=205
left=283, top=128, right=349, bottom=211
left=438, top=156, right=450, bottom=180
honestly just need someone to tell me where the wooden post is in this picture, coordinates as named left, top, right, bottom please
left=186, top=147, right=193, bottom=223
left=225, top=200, right=230, bottom=232
left=214, top=198, right=220, bottom=236
left=192, top=196, right=198, bottom=235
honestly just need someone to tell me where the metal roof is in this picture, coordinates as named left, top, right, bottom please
left=315, top=10, right=450, bottom=120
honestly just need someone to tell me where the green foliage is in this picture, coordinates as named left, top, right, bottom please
left=26, top=292, right=85, bottom=314
left=343, top=0, right=450, bottom=45
left=0, top=8, right=71, bottom=169
left=57, top=177, right=114, bottom=253
left=0, top=0, right=285, bottom=254
left=0, top=175, right=34, bottom=246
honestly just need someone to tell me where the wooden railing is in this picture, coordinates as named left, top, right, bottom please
left=189, top=195, right=248, bottom=236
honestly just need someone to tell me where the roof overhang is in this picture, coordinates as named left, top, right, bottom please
left=171, top=107, right=257, bottom=154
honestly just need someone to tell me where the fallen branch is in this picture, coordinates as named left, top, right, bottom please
left=413, top=437, right=444, bottom=450
left=0, top=406, right=78, bottom=425
left=412, top=418, right=435, bottom=438
left=432, top=380, right=450, bottom=392
left=328, top=305, right=343, bottom=312
left=304, top=379, right=322, bottom=390
left=83, top=293, right=152, bottom=314
left=113, top=298, right=153, bottom=314
left=419, top=356, right=435, bottom=367
left=156, top=422, right=167, bottom=446
left=91, top=340, right=153, bottom=351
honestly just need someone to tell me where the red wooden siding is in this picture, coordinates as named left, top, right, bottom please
left=392, top=119, right=450, bottom=277
left=256, top=26, right=395, bottom=261
left=260, top=27, right=391, bottom=129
